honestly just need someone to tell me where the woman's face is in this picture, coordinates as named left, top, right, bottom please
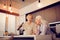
left=35, top=18, right=41, bottom=25
left=27, top=15, right=33, bottom=22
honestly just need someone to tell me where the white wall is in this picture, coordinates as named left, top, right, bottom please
left=16, top=15, right=25, bottom=34
left=17, top=15, right=25, bottom=27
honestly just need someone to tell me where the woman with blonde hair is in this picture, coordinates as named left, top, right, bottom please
left=20, top=14, right=36, bottom=35
left=34, top=15, right=49, bottom=35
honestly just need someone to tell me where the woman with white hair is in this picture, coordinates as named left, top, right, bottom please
left=34, top=15, right=49, bottom=35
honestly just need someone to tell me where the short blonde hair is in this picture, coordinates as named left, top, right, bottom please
left=35, top=15, right=47, bottom=24
left=27, top=14, right=33, bottom=19
left=35, top=15, right=42, bottom=20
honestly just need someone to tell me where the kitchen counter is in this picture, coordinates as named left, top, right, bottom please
left=0, top=35, right=52, bottom=40
left=0, top=35, right=36, bottom=40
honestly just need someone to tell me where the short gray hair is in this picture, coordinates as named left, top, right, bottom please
left=35, top=15, right=47, bottom=24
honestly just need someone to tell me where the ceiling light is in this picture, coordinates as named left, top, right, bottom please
left=38, top=0, right=41, bottom=8
left=38, top=0, right=40, bottom=3
left=22, top=0, right=25, bottom=2
left=3, top=4, right=6, bottom=8
left=3, top=0, right=12, bottom=12
left=9, top=4, right=12, bottom=12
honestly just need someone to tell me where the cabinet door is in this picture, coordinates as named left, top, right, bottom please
left=8, top=15, right=16, bottom=34
left=0, top=13, right=6, bottom=36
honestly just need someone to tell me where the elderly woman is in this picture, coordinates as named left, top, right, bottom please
left=33, top=15, right=49, bottom=35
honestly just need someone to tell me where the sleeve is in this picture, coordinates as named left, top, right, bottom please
left=40, top=23, right=48, bottom=35
left=20, top=23, right=25, bottom=30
